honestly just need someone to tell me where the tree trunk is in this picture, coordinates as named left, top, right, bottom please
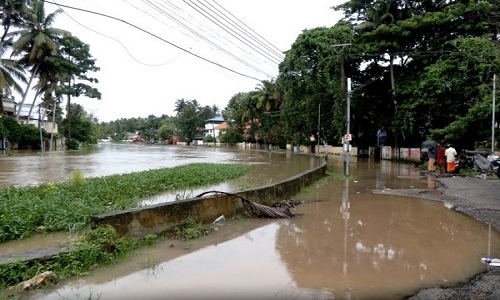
left=50, top=98, right=56, bottom=151
left=16, top=63, right=39, bottom=121
left=26, top=90, right=40, bottom=122
left=66, top=92, right=71, bottom=141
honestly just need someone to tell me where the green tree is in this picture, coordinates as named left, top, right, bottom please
left=174, top=99, right=202, bottom=143
left=278, top=24, right=359, bottom=145
left=0, top=0, right=27, bottom=46
left=157, top=116, right=176, bottom=142
left=62, top=103, right=98, bottom=149
left=0, top=45, right=27, bottom=96
left=56, top=35, right=100, bottom=141
left=9, top=0, right=68, bottom=120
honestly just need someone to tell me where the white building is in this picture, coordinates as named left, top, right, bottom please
left=204, top=116, right=226, bottom=141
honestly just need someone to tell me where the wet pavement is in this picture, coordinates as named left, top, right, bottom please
left=20, top=155, right=500, bottom=300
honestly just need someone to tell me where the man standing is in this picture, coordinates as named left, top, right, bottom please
left=445, top=144, right=457, bottom=174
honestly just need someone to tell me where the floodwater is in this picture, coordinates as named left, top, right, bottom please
left=0, top=143, right=317, bottom=190
left=22, top=157, right=500, bottom=300
left=0, top=143, right=316, bottom=257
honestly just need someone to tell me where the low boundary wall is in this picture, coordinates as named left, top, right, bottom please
left=92, top=159, right=327, bottom=237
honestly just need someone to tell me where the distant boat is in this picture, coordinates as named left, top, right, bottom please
left=99, top=137, right=112, bottom=142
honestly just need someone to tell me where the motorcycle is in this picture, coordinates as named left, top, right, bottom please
left=464, top=150, right=500, bottom=180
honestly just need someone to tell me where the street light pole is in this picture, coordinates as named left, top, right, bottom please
left=317, top=103, right=320, bottom=156
left=492, top=74, right=496, bottom=154
left=344, top=78, right=351, bottom=176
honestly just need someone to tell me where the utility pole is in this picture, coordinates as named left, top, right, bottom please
left=345, top=78, right=351, bottom=176
left=317, top=103, right=320, bottom=156
left=331, top=43, right=351, bottom=174
left=493, top=74, right=497, bottom=154
left=390, top=54, right=399, bottom=158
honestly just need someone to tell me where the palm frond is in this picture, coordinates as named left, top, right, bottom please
left=1, top=59, right=27, bottom=82
left=11, top=32, right=34, bottom=56
left=43, top=9, right=63, bottom=27
left=0, top=66, right=25, bottom=95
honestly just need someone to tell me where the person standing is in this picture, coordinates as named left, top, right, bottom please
left=427, top=144, right=437, bottom=172
left=436, top=143, right=446, bottom=176
left=445, top=144, right=457, bottom=174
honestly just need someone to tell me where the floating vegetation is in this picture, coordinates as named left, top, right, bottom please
left=0, top=163, right=249, bottom=242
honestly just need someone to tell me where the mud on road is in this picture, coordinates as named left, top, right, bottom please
left=376, top=176, right=500, bottom=300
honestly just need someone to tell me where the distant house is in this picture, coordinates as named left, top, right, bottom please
left=215, top=121, right=228, bottom=136
left=16, top=103, right=58, bottom=135
left=204, top=116, right=225, bottom=141
left=0, top=96, right=16, bottom=116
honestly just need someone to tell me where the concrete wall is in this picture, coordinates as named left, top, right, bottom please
left=91, top=159, right=327, bottom=237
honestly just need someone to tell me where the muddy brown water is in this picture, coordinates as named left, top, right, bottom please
left=0, top=144, right=316, bottom=257
left=16, top=154, right=500, bottom=300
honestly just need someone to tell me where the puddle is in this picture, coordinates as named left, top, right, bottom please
left=0, top=232, right=80, bottom=257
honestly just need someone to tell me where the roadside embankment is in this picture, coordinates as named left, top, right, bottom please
left=91, top=160, right=327, bottom=237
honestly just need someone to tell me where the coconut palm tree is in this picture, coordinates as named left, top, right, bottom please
left=0, top=43, right=27, bottom=97
left=174, top=98, right=186, bottom=114
left=254, top=79, right=284, bottom=112
left=9, top=0, right=68, bottom=121
left=0, top=0, right=28, bottom=46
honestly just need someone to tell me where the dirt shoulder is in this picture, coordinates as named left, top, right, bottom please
left=375, top=176, right=500, bottom=300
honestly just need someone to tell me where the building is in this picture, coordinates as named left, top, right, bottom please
left=204, top=116, right=226, bottom=141
left=0, top=96, right=16, bottom=116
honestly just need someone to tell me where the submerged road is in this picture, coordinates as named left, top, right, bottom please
left=381, top=176, right=500, bottom=300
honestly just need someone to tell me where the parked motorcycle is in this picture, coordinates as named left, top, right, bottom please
left=464, top=150, right=500, bottom=179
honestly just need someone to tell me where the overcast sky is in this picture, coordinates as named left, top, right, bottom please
left=38, top=0, right=344, bottom=122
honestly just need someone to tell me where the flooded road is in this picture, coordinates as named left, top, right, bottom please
left=22, top=156, right=500, bottom=300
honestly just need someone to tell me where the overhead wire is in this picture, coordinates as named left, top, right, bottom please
left=139, top=0, right=275, bottom=78
left=191, top=0, right=283, bottom=63
left=155, top=0, right=274, bottom=71
left=53, top=1, right=181, bottom=67
left=212, top=0, right=284, bottom=58
left=46, top=0, right=264, bottom=82
left=180, top=0, right=280, bottom=73
left=159, top=0, right=280, bottom=72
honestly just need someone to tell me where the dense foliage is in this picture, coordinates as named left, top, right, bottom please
left=220, top=0, right=500, bottom=150
left=3, top=0, right=499, bottom=151
left=0, top=0, right=100, bottom=149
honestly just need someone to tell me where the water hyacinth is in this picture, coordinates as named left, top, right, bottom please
left=0, top=163, right=248, bottom=243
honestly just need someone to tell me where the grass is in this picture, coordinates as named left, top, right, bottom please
left=0, top=163, right=249, bottom=243
left=164, top=217, right=213, bottom=240
left=0, top=218, right=214, bottom=292
left=0, top=225, right=139, bottom=291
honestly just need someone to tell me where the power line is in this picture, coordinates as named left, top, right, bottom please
left=56, top=2, right=182, bottom=67
left=194, top=0, right=284, bottom=63
left=158, top=0, right=280, bottom=72
left=182, top=0, right=281, bottom=67
left=212, top=0, right=284, bottom=58
left=140, top=0, right=275, bottom=77
left=46, top=0, right=264, bottom=82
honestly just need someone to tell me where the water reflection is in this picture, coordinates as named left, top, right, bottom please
left=30, top=195, right=500, bottom=300
left=275, top=191, right=500, bottom=299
